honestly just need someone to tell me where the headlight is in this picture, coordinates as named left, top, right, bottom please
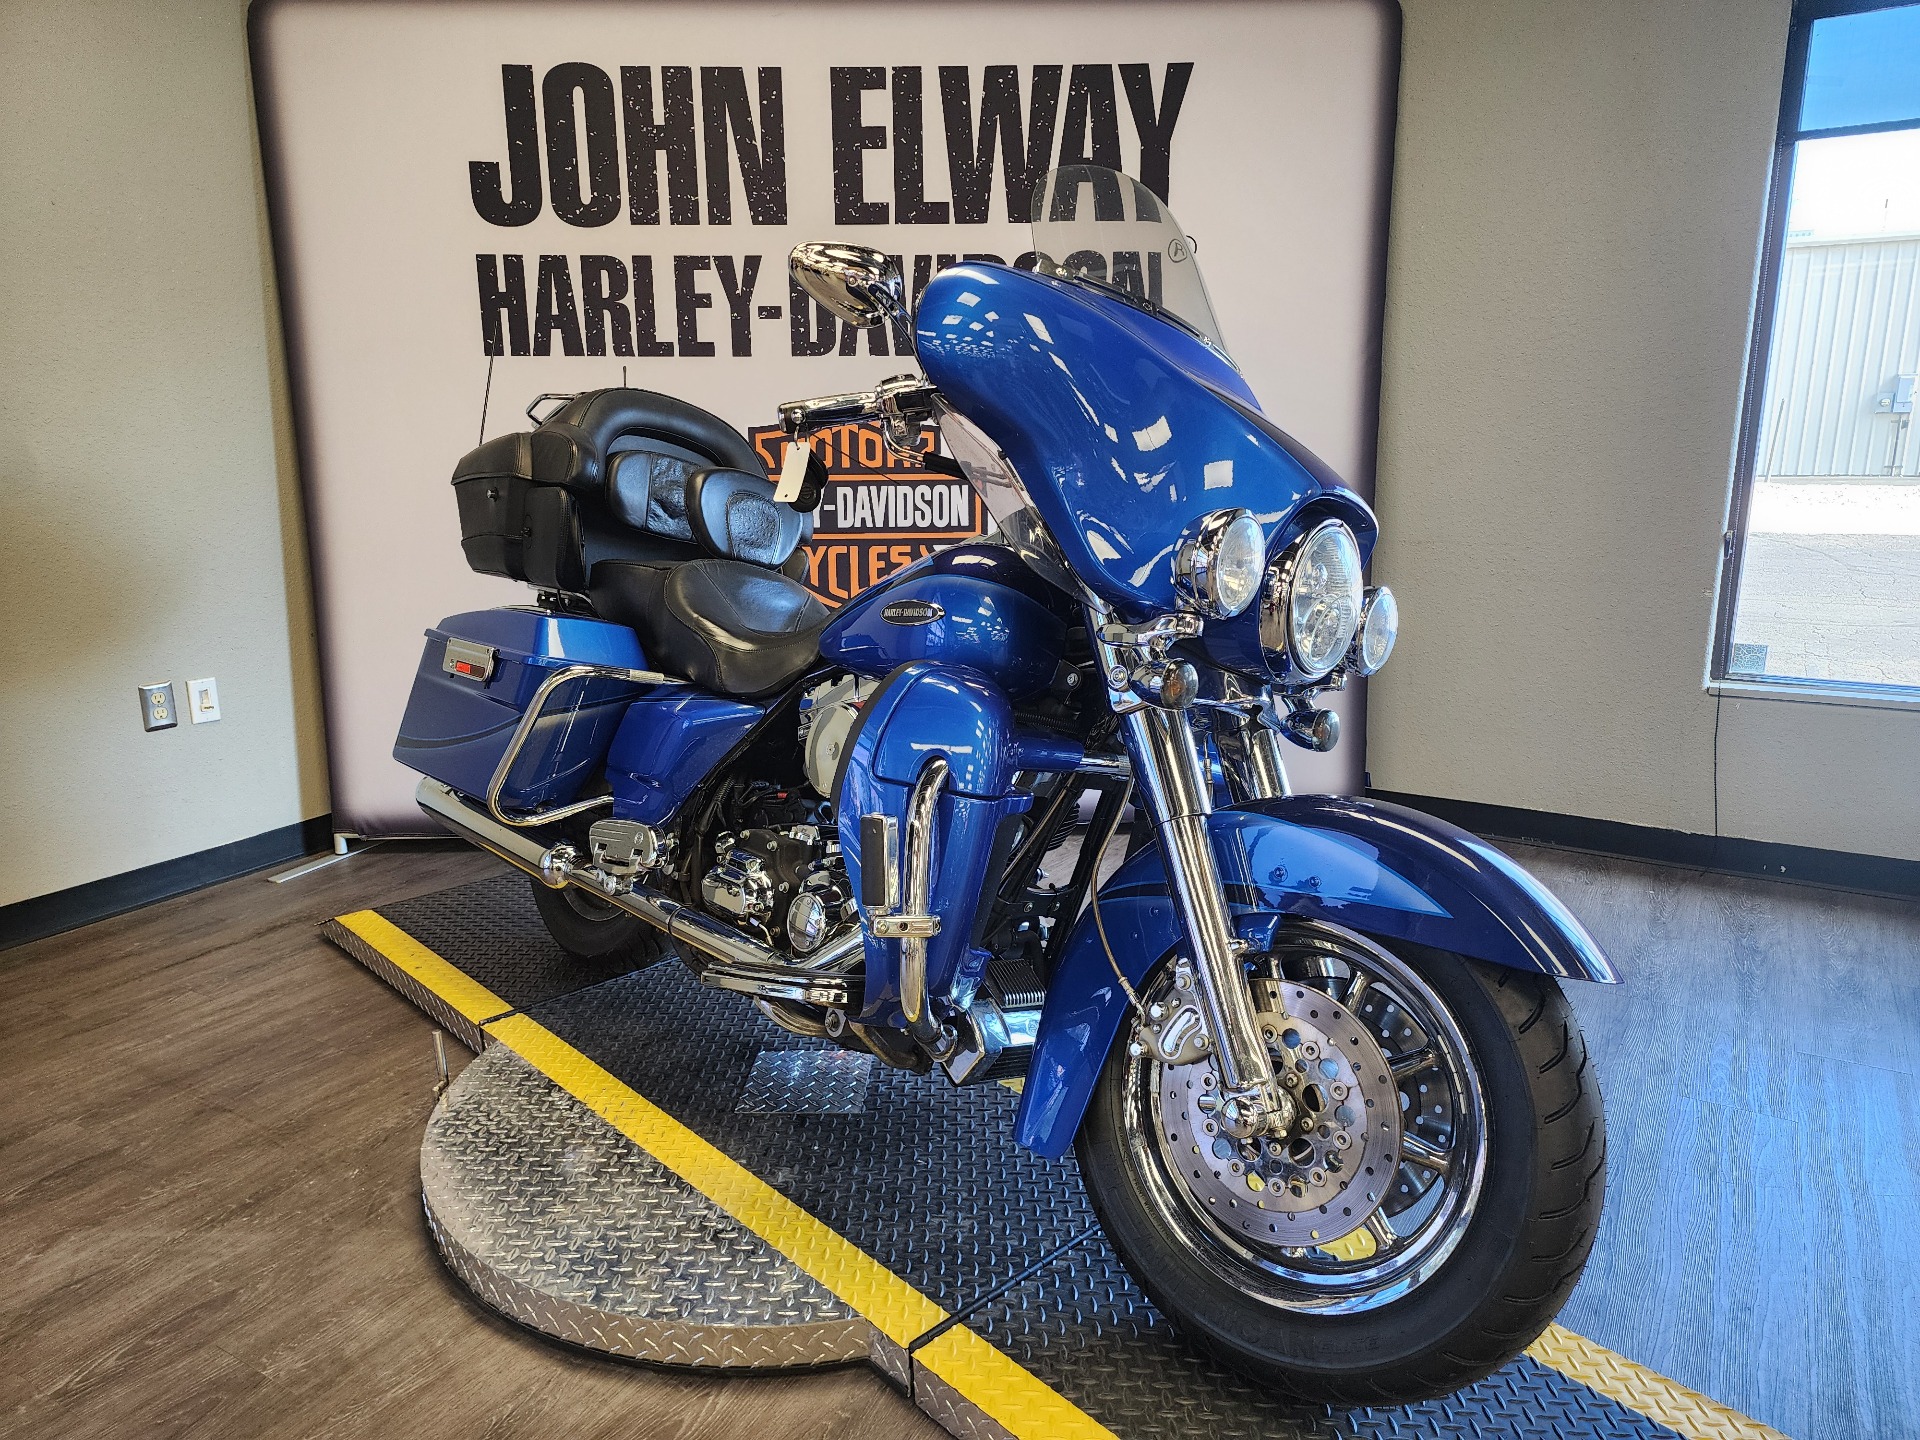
left=1352, top=586, right=1398, bottom=674
left=1263, top=519, right=1364, bottom=680
left=1174, top=508, right=1266, bottom=618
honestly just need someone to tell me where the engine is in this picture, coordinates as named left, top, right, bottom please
left=796, top=672, right=874, bottom=801
left=693, top=677, right=867, bottom=957
left=701, top=825, right=856, bottom=954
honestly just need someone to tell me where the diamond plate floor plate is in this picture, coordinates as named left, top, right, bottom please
left=736, top=1049, right=875, bottom=1114
left=423, top=1043, right=873, bottom=1369
left=379, top=872, right=650, bottom=1013
left=330, top=885, right=1776, bottom=1440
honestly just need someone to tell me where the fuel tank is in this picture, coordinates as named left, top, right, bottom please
left=817, top=542, right=1070, bottom=698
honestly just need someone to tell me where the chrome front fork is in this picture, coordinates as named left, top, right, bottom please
left=1121, top=707, right=1294, bottom=1139
left=1212, top=706, right=1293, bottom=803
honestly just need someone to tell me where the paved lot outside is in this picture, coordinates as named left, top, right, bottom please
left=1731, top=479, right=1920, bottom=687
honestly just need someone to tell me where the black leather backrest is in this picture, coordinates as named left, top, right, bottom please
left=603, top=441, right=707, bottom=539
left=530, top=389, right=765, bottom=494
left=687, top=468, right=810, bottom=568
left=447, top=388, right=777, bottom=591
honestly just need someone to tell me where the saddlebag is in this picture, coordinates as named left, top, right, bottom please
left=392, top=608, right=646, bottom=811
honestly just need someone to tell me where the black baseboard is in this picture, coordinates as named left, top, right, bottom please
left=0, top=814, right=336, bottom=953
left=1370, top=790, right=1920, bottom=903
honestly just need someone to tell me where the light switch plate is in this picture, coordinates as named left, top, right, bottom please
left=187, top=677, right=221, bottom=724
left=139, top=682, right=178, bottom=731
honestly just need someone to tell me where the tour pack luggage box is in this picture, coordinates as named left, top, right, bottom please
left=450, top=433, right=588, bottom=592
left=393, top=608, right=646, bottom=810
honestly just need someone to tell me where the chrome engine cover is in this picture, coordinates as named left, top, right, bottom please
left=700, top=827, right=847, bottom=950
left=700, top=837, right=779, bottom=928
left=797, top=674, right=873, bottom=801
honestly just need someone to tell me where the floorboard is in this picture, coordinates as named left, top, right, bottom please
left=1517, top=843, right=1920, bottom=1440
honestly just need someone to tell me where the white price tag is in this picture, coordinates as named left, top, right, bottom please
left=775, top=440, right=810, bottom=503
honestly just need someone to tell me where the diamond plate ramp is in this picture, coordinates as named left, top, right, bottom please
left=382, top=872, right=652, bottom=1012
left=328, top=881, right=1785, bottom=1440
left=526, top=966, right=1095, bottom=1318
left=423, top=1042, right=873, bottom=1369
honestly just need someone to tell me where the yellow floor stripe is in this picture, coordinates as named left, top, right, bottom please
left=334, top=911, right=511, bottom=1024
left=1527, top=1325, right=1790, bottom=1440
left=485, top=1012, right=1113, bottom=1440
left=341, top=912, right=1785, bottom=1440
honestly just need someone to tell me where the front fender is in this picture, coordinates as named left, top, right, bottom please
left=1013, top=795, right=1617, bottom=1158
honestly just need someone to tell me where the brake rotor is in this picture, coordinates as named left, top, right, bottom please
left=1156, top=979, right=1402, bottom=1249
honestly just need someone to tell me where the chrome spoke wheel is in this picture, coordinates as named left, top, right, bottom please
left=1125, top=920, right=1488, bottom=1314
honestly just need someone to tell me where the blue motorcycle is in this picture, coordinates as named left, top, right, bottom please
left=396, top=165, right=1611, bottom=1404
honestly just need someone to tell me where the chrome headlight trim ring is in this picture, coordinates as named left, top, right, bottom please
left=1260, top=518, right=1365, bottom=683
left=1173, top=508, right=1267, bottom=619
left=1352, top=585, right=1399, bottom=676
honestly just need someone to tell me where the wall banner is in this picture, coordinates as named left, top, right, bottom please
left=745, top=423, right=982, bottom=604
left=252, top=0, right=1397, bottom=833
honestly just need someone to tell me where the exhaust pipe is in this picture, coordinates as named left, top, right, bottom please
left=416, top=778, right=859, bottom=1007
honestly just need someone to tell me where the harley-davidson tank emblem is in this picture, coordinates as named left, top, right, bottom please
left=882, top=599, right=945, bottom=626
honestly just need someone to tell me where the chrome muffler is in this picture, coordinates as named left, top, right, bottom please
left=416, top=778, right=859, bottom=1008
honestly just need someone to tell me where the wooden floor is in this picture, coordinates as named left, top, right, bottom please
left=1519, top=843, right=1920, bottom=1440
left=0, top=846, right=938, bottom=1440
left=2, top=839, right=1915, bottom=1439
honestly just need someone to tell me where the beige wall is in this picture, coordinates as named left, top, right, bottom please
left=1366, top=0, right=1920, bottom=863
left=0, top=0, right=327, bottom=908
left=6, top=0, right=1915, bottom=912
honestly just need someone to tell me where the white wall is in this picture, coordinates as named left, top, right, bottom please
left=1366, top=0, right=1920, bottom=864
left=0, top=0, right=328, bottom=908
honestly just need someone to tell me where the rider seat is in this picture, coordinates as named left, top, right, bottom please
left=450, top=388, right=828, bottom=698
left=589, top=558, right=827, bottom=699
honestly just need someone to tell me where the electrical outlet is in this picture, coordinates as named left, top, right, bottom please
left=187, top=677, right=221, bottom=724
left=139, top=682, right=178, bottom=731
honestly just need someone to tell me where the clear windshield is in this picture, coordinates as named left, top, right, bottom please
left=1029, top=165, right=1226, bottom=353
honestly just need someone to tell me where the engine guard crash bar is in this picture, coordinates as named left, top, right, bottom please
left=418, top=777, right=860, bottom=1009
left=870, top=756, right=949, bottom=1052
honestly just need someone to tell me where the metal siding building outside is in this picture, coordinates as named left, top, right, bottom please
left=1758, top=233, right=1920, bottom=478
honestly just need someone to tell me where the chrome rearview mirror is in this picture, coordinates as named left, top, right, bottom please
left=790, top=243, right=907, bottom=329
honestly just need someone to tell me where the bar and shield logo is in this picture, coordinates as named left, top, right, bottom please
left=749, top=422, right=983, bottom=604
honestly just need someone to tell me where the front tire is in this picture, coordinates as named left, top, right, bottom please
left=1076, top=921, right=1604, bottom=1406
left=529, top=877, right=669, bottom=968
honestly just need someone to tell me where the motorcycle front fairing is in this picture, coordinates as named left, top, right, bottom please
left=1013, top=796, right=1620, bottom=1158
left=914, top=261, right=1377, bottom=626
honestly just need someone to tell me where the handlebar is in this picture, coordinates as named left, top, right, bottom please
left=777, top=374, right=942, bottom=450
left=776, top=388, right=885, bottom=434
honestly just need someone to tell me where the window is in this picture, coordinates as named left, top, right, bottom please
left=1715, top=1, right=1920, bottom=693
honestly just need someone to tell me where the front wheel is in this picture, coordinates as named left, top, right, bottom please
left=529, top=877, right=669, bottom=968
left=1076, top=920, right=1604, bottom=1406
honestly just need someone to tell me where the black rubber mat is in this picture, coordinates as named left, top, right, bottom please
left=358, top=881, right=1690, bottom=1440
left=529, top=969, right=1089, bottom=1312
left=377, top=873, right=648, bottom=1016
